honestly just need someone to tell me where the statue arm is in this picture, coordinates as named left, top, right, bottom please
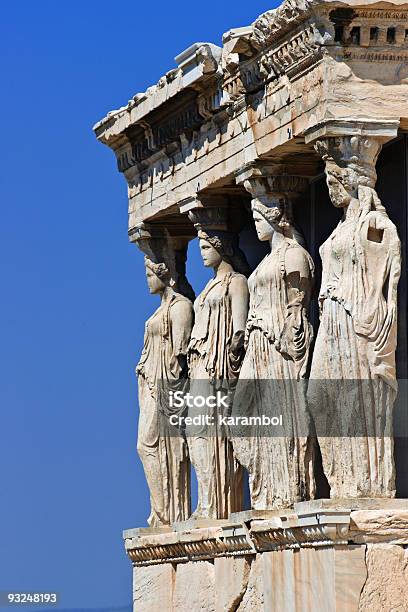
left=318, top=241, right=330, bottom=314
left=277, top=247, right=313, bottom=363
left=229, top=275, right=249, bottom=361
left=377, top=221, right=401, bottom=313
left=374, top=224, right=401, bottom=357
left=285, top=247, right=313, bottom=306
left=169, top=300, right=194, bottom=360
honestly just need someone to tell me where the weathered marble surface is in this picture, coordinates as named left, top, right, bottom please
left=133, top=563, right=174, bottom=612
left=359, top=543, right=408, bottom=611
left=126, top=505, right=408, bottom=611
left=214, top=556, right=251, bottom=611
left=349, top=509, right=408, bottom=543
left=237, top=555, right=264, bottom=611
left=173, top=561, right=215, bottom=611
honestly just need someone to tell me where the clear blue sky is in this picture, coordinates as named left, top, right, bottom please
left=0, top=1, right=278, bottom=609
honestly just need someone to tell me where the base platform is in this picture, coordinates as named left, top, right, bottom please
left=124, top=500, right=408, bottom=611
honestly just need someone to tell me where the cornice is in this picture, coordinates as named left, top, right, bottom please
left=93, top=43, right=222, bottom=146
left=123, top=505, right=408, bottom=567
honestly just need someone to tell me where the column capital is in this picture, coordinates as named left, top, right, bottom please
left=309, top=120, right=400, bottom=203
left=314, top=135, right=382, bottom=185
left=179, top=193, right=247, bottom=234
left=131, top=222, right=174, bottom=265
left=304, top=118, right=400, bottom=146
left=308, top=120, right=400, bottom=195
left=236, top=162, right=308, bottom=201
left=179, top=194, right=230, bottom=212
left=131, top=222, right=165, bottom=244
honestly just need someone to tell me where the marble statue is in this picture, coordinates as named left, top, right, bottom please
left=136, top=255, right=194, bottom=525
left=187, top=224, right=250, bottom=519
left=232, top=178, right=316, bottom=510
left=309, top=136, right=401, bottom=498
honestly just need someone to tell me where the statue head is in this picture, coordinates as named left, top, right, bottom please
left=198, top=237, right=223, bottom=269
left=315, top=136, right=380, bottom=208
left=144, top=257, right=173, bottom=295
left=136, top=227, right=194, bottom=302
left=197, top=229, right=250, bottom=276
left=251, top=195, right=293, bottom=241
left=241, top=173, right=305, bottom=245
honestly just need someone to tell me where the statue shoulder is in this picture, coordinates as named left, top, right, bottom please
left=229, top=272, right=249, bottom=295
left=169, top=294, right=194, bottom=317
left=284, top=242, right=314, bottom=276
left=230, top=271, right=248, bottom=284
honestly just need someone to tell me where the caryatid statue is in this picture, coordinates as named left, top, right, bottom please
left=186, top=206, right=250, bottom=519
left=309, top=135, right=401, bottom=498
left=232, top=170, right=316, bottom=510
left=135, top=227, right=194, bottom=526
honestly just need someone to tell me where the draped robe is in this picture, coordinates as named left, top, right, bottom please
left=308, top=187, right=401, bottom=498
left=232, top=239, right=316, bottom=509
left=137, top=294, right=193, bottom=525
left=187, top=272, right=246, bottom=518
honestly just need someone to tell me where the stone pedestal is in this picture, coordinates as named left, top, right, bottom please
left=124, top=501, right=408, bottom=612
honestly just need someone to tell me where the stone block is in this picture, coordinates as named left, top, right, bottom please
left=237, top=555, right=264, bottom=611
left=262, top=547, right=335, bottom=611
left=295, top=499, right=408, bottom=513
left=334, top=545, right=367, bottom=611
left=214, top=556, right=250, bottom=611
left=133, top=563, right=175, bottom=612
left=173, top=560, right=215, bottom=612
left=349, top=510, right=408, bottom=544
left=359, top=543, right=408, bottom=611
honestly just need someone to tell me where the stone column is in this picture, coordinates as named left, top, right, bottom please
left=232, top=163, right=316, bottom=511
left=179, top=194, right=250, bottom=519
left=133, top=222, right=194, bottom=526
left=305, top=120, right=402, bottom=499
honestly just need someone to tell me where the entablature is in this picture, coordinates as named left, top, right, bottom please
left=93, top=0, right=408, bottom=237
